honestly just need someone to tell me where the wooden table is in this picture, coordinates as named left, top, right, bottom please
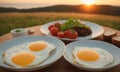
left=0, top=25, right=120, bottom=72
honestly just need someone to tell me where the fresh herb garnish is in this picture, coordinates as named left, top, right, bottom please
left=60, top=19, right=90, bottom=31
left=15, top=30, right=21, bottom=33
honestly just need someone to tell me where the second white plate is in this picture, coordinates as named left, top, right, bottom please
left=63, top=40, right=120, bottom=71
left=40, top=20, right=104, bottom=41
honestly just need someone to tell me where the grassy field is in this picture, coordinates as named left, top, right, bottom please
left=0, top=12, right=120, bottom=36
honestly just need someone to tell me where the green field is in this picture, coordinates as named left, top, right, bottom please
left=0, top=12, right=120, bottom=36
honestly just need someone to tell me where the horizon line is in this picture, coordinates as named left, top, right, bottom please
left=0, top=4, right=120, bottom=9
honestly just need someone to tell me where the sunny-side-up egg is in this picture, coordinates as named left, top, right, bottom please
left=72, top=46, right=113, bottom=68
left=3, top=41, right=55, bottom=68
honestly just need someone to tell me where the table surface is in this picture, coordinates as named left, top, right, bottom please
left=0, top=25, right=120, bottom=72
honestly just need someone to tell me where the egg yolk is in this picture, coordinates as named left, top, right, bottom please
left=29, top=42, right=47, bottom=52
left=77, top=49, right=99, bottom=61
left=12, top=52, right=35, bottom=67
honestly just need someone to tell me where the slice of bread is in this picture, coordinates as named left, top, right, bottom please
left=112, top=36, right=120, bottom=48
left=103, top=31, right=117, bottom=42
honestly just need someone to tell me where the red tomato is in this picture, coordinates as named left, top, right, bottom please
left=65, top=29, right=78, bottom=39
left=57, top=31, right=65, bottom=38
left=54, top=22, right=61, bottom=28
left=50, top=27, right=59, bottom=36
left=64, top=29, right=71, bottom=37
left=48, top=25, right=55, bottom=30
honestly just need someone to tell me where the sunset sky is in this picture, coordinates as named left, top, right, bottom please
left=0, top=0, right=120, bottom=8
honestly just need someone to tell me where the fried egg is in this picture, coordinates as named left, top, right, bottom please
left=73, top=46, right=113, bottom=68
left=28, top=41, right=55, bottom=54
left=3, top=41, right=55, bottom=68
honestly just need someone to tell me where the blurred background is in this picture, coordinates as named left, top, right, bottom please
left=0, top=0, right=120, bottom=35
left=0, top=0, right=120, bottom=9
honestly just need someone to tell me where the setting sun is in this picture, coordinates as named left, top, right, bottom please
left=82, top=0, right=95, bottom=6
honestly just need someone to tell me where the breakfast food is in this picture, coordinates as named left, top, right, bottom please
left=48, top=19, right=92, bottom=39
left=3, top=41, right=55, bottom=68
left=72, top=46, right=113, bottom=68
left=112, top=36, right=120, bottom=47
left=103, top=31, right=117, bottom=42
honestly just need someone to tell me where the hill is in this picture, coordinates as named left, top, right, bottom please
left=0, top=5, right=120, bottom=16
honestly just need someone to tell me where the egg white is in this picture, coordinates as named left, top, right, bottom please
left=72, top=46, right=113, bottom=68
left=3, top=41, right=55, bottom=68
left=27, top=41, right=55, bottom=55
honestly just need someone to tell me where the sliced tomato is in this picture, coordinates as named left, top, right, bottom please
left=57, top=31, right=65, bottom=38
left=64, top=29, right=71, bottom=37
left=48, top=25, right=55, bottom=30
left=50, top=27, right=59, bottom=36
left=65, top=29, right=78, bottom=39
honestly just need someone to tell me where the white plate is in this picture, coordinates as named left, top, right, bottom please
left=40, top=20, right=104, bottom=41
left=0, top=36, right=65, bottom=71
left=63, top=40, right=120, bottom=71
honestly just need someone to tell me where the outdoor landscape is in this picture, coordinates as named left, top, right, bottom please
left=1, top=0, right=120, bottom=72
left=0, top=5, right=120, bottom=16
left=0, top=1, right=120, bottom=36
left=0, top=11, right=120, bottom=36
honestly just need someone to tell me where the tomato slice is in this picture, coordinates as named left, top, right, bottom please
left=50, top=27, right=59, bottom=36
left=48, top=25, right=55, bottom=30
left=65, top=29, right=78, bottom=39
left=57, top=31, right=65, bottom=38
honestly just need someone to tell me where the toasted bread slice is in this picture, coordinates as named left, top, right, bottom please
left=103, top=31, right=117, bottom=42
left=112, top=36, right=120, bottom=47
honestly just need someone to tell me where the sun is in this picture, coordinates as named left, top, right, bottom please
left=82, top=0, right=95, bottom=6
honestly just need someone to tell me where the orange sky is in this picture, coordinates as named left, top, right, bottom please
left=0, top=0, right=120, bottom=6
